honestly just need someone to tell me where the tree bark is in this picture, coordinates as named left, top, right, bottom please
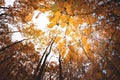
left=33, top=45, right=49, bottom=78
left=59, top=53, right=63, bottom=80
left=0, top=38, right=30, bottom=52
left=36, top=41, right=54, bottom=80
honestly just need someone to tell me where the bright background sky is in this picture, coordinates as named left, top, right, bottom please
left=5, top=0, right=15, bottom=6
left=32, top=11, right=50, bottom=31
left=4, top=0, right=91, bottom=63
left=5, top=0, right=59, bottom=63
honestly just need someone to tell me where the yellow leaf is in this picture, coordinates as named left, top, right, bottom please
left=64, top=53, right=70, bottom=62
left=24, top=14, right=33, bottom=22
left=51, top=17, right=58, bottom=24
left=81, top=37, right=87, bottom=46
left=67, top=45, right=79, bottom=61
left=77, top=18, right=83, bottom=24
left=58, top=40, right=66, bottom=50
left=69, top=17, right=75, bottom=24
left=47, top=23, right=55, bottom=28
left=73, top=21, right=79, bottom=28
left=64, top=2, right=71, bottom=8
left=68, top=45, right=76, bottom=53
left=66, top=8, right=73, bottom=15
left=60, top=47, right=66, bottom=57
left=84, top=28, right=91, bottom=35
left=61, top=23, right=66, bottom=28
left=66, top=28, right=71, bottom=35
left=51, top=4, right=58, bottom=12
left=40, top=8, right=46, bottom=12
left=55, top=11, right=61, bottom=18
left=60, top=15, right=68, bottom=23
left=58, top=40, right=66, bottom=57
left=55, top=36, right=61, bottom=43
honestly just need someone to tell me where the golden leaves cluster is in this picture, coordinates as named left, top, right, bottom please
left=24, top=14, right=33, bottom=22
left=22, top=25, right=44, bottom=39
left=57, top=40, right=66, bottom=57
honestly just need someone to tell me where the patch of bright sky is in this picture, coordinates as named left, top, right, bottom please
left=80, top=22, right=88, bottom=29
left=83, top=62, right=91, bottom=73
left=98, top=1, right=104, bottom=6
left=32, top=11, right=60, bottom=63
left=32, top=11, right=50, bottom=32
left=47, top=52, right=59, bottom=63
left=5, top=0, right=15, bottom=7
left=4, top=0, right=23, bottom=42
left=8, top=24, right=23, bottom=42
left=103, top=70, right=107, bottom=74
left=4, top=0, right=100, bottom=63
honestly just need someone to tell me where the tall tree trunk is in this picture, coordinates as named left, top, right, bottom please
left=36, top=41, right=54, bottom=80
left=59, top=53, right=63, bottom=80
left=33, top=46, right=49, bottom=78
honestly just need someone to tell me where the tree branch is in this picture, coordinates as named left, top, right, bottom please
left=0, top=6, right=9, bottom=9
left=0, top=38, right=31, bottom=52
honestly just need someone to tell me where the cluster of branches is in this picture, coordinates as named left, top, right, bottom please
left=0, top=0, right=120, bottom=80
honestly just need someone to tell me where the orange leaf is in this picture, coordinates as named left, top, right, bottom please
left=47, top=23, right=55, bottom=28
left=61, top=23, right=66, bottom=28
left=58, top=40, right=65, bottom=49
left=55, top=36, right=61, bottom=43
left=24, top=14, right=33, bottom=22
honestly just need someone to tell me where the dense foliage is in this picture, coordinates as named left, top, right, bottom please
left=0, top=0, right=120, bottom=80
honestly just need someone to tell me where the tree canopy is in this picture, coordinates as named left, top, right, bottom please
left=0, top=0, right=120, bottom=80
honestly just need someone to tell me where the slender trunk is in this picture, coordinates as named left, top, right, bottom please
left=33, top=46, right=49, bottom=78
left=59, top=53, right=63, bottom=80
left=36, top=41, right=54, bottom=80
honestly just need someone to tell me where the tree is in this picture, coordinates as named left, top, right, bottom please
left=0, top=0, right=120, bottom=80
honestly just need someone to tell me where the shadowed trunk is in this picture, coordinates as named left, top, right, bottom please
left=36, top=40, right=54, bottom=80
left=59, top=52, right=63, bottom=80
left=33, top=45, right=49, bottom=78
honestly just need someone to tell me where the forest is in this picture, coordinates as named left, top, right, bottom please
left=0, top=0, right=120, bottom=80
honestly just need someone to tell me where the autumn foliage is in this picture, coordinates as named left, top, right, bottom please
left=0, top=0, right=120, bottom=80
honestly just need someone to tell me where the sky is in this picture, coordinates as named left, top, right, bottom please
left=4, top=0, right=90, bottom=63
left=4, top=0, right=23, bottom=42
left=5, top=0, right=50, bottom=41
left=5, top=0, right=15, bottom=7
left=4, top=0, right=59, bottom=63
left=32, top=11, right=50, bottom=32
